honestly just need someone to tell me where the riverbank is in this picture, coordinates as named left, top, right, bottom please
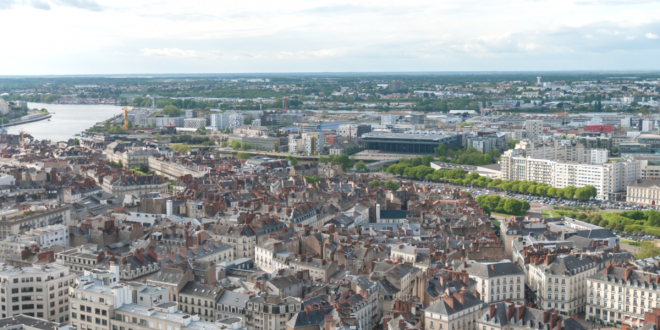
left=5, top=114, right=51, bottom=127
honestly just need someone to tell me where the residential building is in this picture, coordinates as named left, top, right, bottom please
left=215, top=290, right=249, bottom=322
left=627, top=179, right=660, bottom=206
left=288, top=257, right=338, bottom=282
left=424, top=290, right=485, bottom=330
left=478, top=302, right=586, bottom=330
left=183, top=118, right=207, bottom=129
left=458, top=260, right=525, bottom=304
left=525, top=120, right=544, bottom=141
left=0, top=262, right=75, bottom=322
left=586, top=265, right=659, bottom=326
left=527, top=254, right=598, bottom=316
left=247, top=295, right=302, bottom=330
left=211, top=113, right=229, bottom=130
left=177, top=282, right=222, bottom=322
left=591, top=149, right=609, bottom=164
left=0, top=207, right=71, bottom=240
left=643, top=119, right=655, bottom=132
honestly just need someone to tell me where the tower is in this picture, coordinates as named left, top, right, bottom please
left=537, top=77, right=541, bottom=86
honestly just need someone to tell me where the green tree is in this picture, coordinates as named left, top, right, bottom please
left=575, top=186, right=598, bottom=201
left=116, top=160, right=123, bottom=168
left=638, top=241, right=660, bottom=259
left=286, top=155, right=299, bottom=166
left=230, top=140, right=240, bottom=149
left=563, top=186, right=577, bottom=199
left=369, top=180, right=382, bottom=187
left=171, top=144, right=192, bottom=153
left=507, top=139, right=519, bottom=149
left=241, top=142, right=250, bottom=150
left=547, top=187, right=556, bottom=197
left=236, top=152, right=251, bottom=160
left=384, top=180, right=399, bottom=191
left=356, top=161, right=368, bottom=172
left=521, top=200, right=531, bottom=212
left=220, top=140, right=229, bottom=147
left=104, top=120, right=111, bottom=131
left=72, top=139, right=80, bottom=146
left=139, top=163, right=150, bottom=173
left=162, top=105, right=182, bottom=116
left=155, top=133, right=161, bottom=140
left=504, top=199, right=523, bottom=215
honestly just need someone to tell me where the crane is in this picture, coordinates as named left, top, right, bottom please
left=122, top=107, right=131, bottom=130
left=18, top=129, right=29, bottom=149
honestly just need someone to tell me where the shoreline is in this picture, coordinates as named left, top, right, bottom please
left=4, top=114, right=52, bottom=128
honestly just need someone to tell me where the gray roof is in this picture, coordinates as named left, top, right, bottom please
left=460, top=261, right=525, bottom=278
left=484, top=302, right=586, bottom=330
left=0, top=314, right=65, bottom=330
left=179, top=282, right=222, bottom=299
left=425, top=291, right=484, bottom=316
left=216, top=290, right=250, bottom=308
left=576, top=229, right=616, bottom=239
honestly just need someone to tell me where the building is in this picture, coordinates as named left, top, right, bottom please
left=626, top=179, right=660, bottom=205
left=424, top=290, right=485, bottom=330
left=361, top=132, right=460, bottom=154
left=390, top=80, right=402, bottom=92
left=101, top=174, right=169, bottom=196
left=177, top=282, right=222, bottom=322
left=381, top=115, right=398, bottom=126
left=232, top=125, right=271, bottom=136
left=0, top=263, right=75, bottom=322
left=183, top=118, right=207, bottom=129
left=247, top=295, right=302, bottom=330
left=211, top=113, right=229, bottom=130
left=105, top=147, right=159, bottom=169
left=288, top=257, right=338, bottom=282
left=477, top=302, right=587, bottom=330
left=586, top=264, right=660, bottom=326
left=0, top=207, right=71, bottom=240
left=527, top=254, right=598, bottom=316
left=525, top=120, right=544, bottom=141
left=459, top=260, right=526, bottom=304
left=643, top=119, right=656, bottom=132
left=591, top=149, right=609, bottom=164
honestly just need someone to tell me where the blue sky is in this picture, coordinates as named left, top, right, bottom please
left=2, top=0, right=660, bottom=74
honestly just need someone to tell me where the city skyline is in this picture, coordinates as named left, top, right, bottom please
left=2, top=0, right=660, bottom=74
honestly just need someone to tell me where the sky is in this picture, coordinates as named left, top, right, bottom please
left=2, top=0, right=660, bottom=74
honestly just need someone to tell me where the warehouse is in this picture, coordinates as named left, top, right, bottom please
left=360, top=131, right=461, bottom=154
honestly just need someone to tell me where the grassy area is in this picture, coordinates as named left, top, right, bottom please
left=541, top=209, right=554, bottom=218
left=490, top=219, right=501, bottom=232
left=621, top=239, right=641, bottom=247
left=558, top=209, right=660, bottom=236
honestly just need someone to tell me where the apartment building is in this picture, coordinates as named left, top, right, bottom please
left=477, top=302, right=586, bottom=330
left=0, top=263, right=75, bottom=322
left=424, top=290, right=485, bottom=330
left=247, top=295, right=302, bottom=330
left=458, top=260, right=526, bottom=304
left=177, top=282, right=221, bottom=322
left=586, top=265, right=660, bottom=326
left=105, top=147, right=159, bottom=169
left=56, top=244, right=106, bottom=273
left=527, top=254, right=598, bottom=316
left=525, top=120, right=544, bottom=141
left=0, top=207, right=71, bottom=240
left=288, top=257, right=338, bottom=282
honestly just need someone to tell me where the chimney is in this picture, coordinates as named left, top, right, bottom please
left=489, top=304, right=496, bottom=318
left=324, top=315, right=335, bottom=330
left=507, top=304, right=515, bottom=320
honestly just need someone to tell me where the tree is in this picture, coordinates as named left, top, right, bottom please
left=356, top=161, right=367, bottom=172
left=638, top=241, right=660, bottom=259
left=230, top=140, right=240, bottom=149
left=504, top=199, right=523, bottom=215
left=507, top=139, right=519, bottom=149
left=384, top=180, right=399, bottom=191
left=286, top=155, right=298, bottom=166
left=369, top=180, right=382, bottom=187
left=575, top=186, right=598, bottom=201
left=563, top=186, right=577, bottom=199
left=116, top=160, right=123, bottom=168
left=482, top=205, right=491, bottom=216
left=72, top=139, right=80, bottom=146
left=155, top=133, right=161, bottom=140
left=241, top=142, right=250, bottom=150
left=162, top=105, right=182, bottom=116
left=139, top=163, right=150, bottom=173
left=521, top=200, right=531, bottom=212
left=104, top=120, right=111, bottom=131
left=220, top=140, right=229, bottom=148
left=547, top=187, right=556, bottom=197
left=171, top=144, right=192, bottom=153
left=236, top=152, right=251, bottom=160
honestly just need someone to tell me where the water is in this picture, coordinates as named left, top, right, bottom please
left=7, top=103, right=123, bottom=141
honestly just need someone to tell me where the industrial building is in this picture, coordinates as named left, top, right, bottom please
left=360, top=131, right=460, bottom=154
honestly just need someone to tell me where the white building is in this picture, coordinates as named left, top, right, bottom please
left=227, top=112, right=244, bottom=129
left=210, top=113, right=229, bottom=130
left=381, top=115, right=398, bottom=126
left=643, top=119, right=656, bottom=132
left=28, top=225, right=69, bottom=247
left=459, top=260, right=526, bottom=305
left=590, top=149, right=609, bottom=164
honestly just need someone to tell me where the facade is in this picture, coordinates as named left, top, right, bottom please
left=381, top=115, right=398, bottom=126
left=211, top=113, right=229, bottom=130
left=177, top=282, right=222, bottom=322
left=627, top=179, right=660, bottom=205
left=460, top=260, right=526, bottom=304
left=591, top=149, right=609, bottom=164
left=288, top=258, right=338, bottom=282
left=477, top=302, right=587, bottom=330
left=0, top=263, right=75, bottom=322
left=361, top=132, right=460, bottom=154
left=586, top=265, right=660, bottom=326
left=247, top=296, right=302, bottom=330
left=183, top=118, right=207, bottom=129
left=105, top=148, right=159, bottom=169
left=525, top=120, right=543, bottom=141
left=102, top=174, right=169, bottom=196
left=0, top=207, right=71, bottom=240
left=424, top=291, right=485, bottom=330
left=527, top=255, right=598, bottom=316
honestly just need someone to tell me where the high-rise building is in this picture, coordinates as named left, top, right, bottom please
left=643, top=119, right=655, bottom=132
left=524, top=120, right=544, bottom=141
left=590, top=149, right=608, bottom=164
left=210, top=113, right=228, bottom=130
left=0, top=263, right=75, bottom=322
left=390, top=80, right=402, bottom=92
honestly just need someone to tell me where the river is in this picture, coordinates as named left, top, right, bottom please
left=7, top=103, right=123, bottom=141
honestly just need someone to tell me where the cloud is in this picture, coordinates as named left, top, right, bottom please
left=53, top=0, right=102, bottom=11
left=576, top=0, right=660, bottom=4
left=30, top=0, right=50, bottom=10
left=139, top=48, right=222, bottom=59
left=278, top=48, right=347, bottom=59
left=0, top=0, right=18, bottom=9
left=646, top=32, right=659, bottom=38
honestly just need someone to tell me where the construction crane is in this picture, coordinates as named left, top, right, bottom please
left=122, top=107, right=131, bottom=130
left=18, top=129, right=29, bottom=149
